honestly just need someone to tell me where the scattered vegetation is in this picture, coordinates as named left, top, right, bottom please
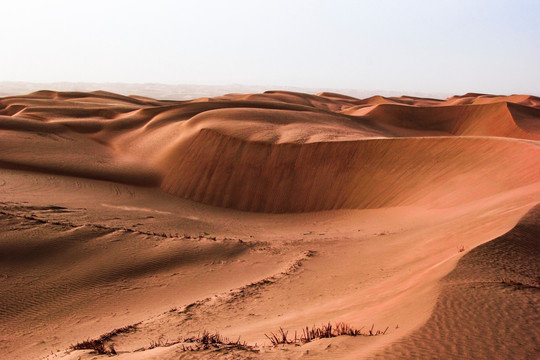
left=71, top=322, right=388, bottom=356
left=265, top=322, right=388, bottom=345
left=71, top=339, right=116, bottom=355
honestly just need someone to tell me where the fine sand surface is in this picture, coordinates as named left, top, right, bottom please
left=0, top=90, right=539, bottom=359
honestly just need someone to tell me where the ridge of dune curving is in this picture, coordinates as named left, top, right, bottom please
left=159, top=130, right=540, bottom=212
left=346, top=101, right=540, bottom=139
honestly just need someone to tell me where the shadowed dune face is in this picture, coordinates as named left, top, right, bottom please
left=1, top=90, right=540, bottom=212
left=160, top=133, right=540, bottom=212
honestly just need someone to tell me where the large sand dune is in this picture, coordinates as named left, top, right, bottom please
left=2, top=90, right=540, bottom=212
left=0, top=90, right=539, bottom=359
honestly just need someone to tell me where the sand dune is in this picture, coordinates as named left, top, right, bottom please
left=2, top=90, right=540, bottom=212
left=0, top=90, right=539, bottom=359
left=160, top=133, right=539, bottom=212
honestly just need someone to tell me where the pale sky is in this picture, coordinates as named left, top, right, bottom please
left=2, top=0, right=539, bottom=95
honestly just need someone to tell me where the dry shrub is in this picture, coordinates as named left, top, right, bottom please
left=182, top=330, right=250, bottom=351
left=265, top=322, right=388, bottom=345
left=70, top=324, right=137, bottom=355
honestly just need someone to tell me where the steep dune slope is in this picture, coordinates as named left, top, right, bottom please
left=160, top=133, right=540, bottom=212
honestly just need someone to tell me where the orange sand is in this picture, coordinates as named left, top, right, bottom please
left=0, top=90, right=538, bottom=359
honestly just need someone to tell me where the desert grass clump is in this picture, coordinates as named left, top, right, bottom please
left=182, top=330, right=250, bottom=351
left=265, top=322, right=388, bottom=345
left=70, top=324, right=137, bottom=355
left=265, top=328, right=295, bottom=346
left=148, top=336, right=174, bottom=349
left=71, top=339, right=116, bottom=355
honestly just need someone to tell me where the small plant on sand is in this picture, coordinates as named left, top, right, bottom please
left=265, top=328, right=295, bottom=345
left=457, top=244, right=465, bottom=253
left=148, top=335, right=173, bottom=349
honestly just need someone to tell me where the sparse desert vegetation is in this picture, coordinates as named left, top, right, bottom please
left=265, top=323, right=388, bottom=345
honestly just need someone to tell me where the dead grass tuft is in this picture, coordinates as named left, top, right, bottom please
left=265, top=322, right=388, bottom=345
left=70, top=324, right=137, bottom=355
left=182, top=330, right=251, bottom=351
left=71, top=339, right=116, bottom=355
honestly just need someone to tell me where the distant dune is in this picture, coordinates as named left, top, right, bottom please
left=1, top=90, right=538, bottom=359
left=2, top=90, right=540, bottom=212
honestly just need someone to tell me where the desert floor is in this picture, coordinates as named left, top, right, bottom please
left=1, top=90, right=539, bottom=359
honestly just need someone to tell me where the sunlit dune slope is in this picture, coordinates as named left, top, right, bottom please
left=1, top=90, right=539, bottom=212
left=373, top=203, right=540, bottom=359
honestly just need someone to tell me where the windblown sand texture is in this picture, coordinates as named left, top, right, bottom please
left=1, top=90, right=539, bottom=359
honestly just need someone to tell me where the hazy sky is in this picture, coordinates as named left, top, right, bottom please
left=2, top=0, right=539, bottom=95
